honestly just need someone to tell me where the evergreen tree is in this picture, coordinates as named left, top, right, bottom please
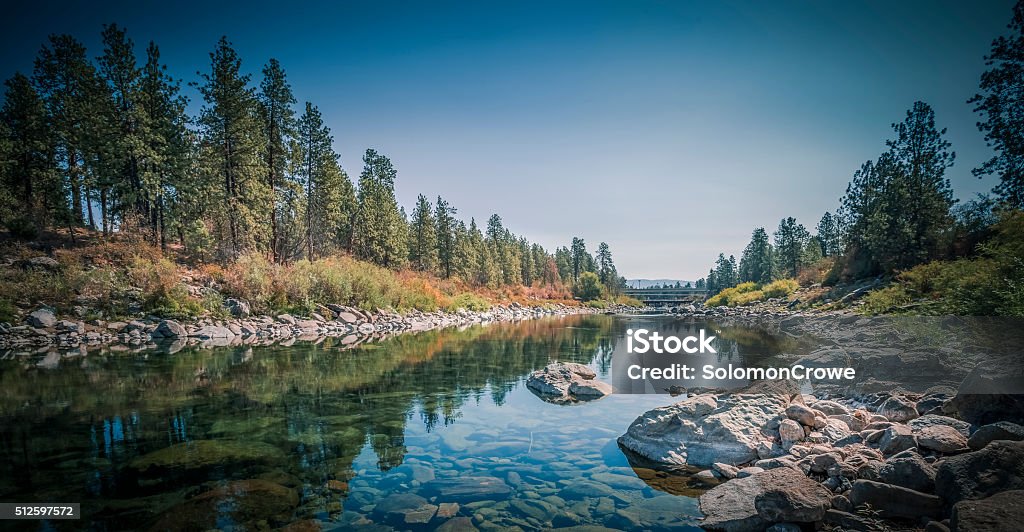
left=570, top=237, right=587, bottom=283
left=519, top=237, right=534, bottom=286
left=555, top=246, right=572, bottom=283
left=713, top=253, right=736, bottom=289
left=195, top=36, right=270, bottom=258
left=738, top=227, right=774, bottom=283
left=773, top=217, right=810, bottom=278
left=816, top=211, right=841, bottom=257
left=258, top=58, right=296, bottom=261
left=138, top=41, right=192, bottom=250
left=353, top=148, right=405, bottom=268
left=408, top=194, right=437, bottom=271
left=970, top=0, right=1024, bottom=208
left=0, top=73, right=61, bottom=229
left=296, top=102, right=348, bottom=259
left=434, top=196, right=457, bottom=278
left=33, top=34, right=100, bottom=229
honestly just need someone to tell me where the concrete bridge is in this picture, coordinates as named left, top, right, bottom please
left=622, top=287, right=708, bottom=307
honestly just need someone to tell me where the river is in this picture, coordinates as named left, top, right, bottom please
left=0, top=314, right=807, bottom=531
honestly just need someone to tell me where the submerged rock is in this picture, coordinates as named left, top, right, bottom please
left=422, top=476, right=512, bottom=502
left=149, top=479, right=298, bottom=531
left=526, top=362, right=610, bottom=403
left=127, top=439, right=285, bottom=475
left=618, top=393, right=788, bottom=468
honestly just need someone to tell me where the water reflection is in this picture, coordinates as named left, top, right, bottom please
left=0, top=315, right=792, bottom=531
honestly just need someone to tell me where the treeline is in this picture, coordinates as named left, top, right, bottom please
left=698, top=2, right=1024, bottom=305
left=0, top=26, right=624, bottom=298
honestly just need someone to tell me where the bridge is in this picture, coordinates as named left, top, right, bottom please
left=622, top=287, right=708, bottom=307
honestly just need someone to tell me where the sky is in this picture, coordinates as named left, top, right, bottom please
left=0, top=0, right=1015, bottom=280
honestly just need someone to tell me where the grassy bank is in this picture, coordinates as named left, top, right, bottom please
left=0, top=233, right=593, bottom=323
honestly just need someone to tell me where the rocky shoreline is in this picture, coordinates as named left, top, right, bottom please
left=0, top=301, right=635, bottom=356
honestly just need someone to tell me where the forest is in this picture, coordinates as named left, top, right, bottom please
left=0, top=27, right=629, bottom=316
left=696, top=3, right=1024, bottom=316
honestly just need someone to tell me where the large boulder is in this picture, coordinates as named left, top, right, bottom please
left=155, top=319, right=187, bottom=338
left=618, top=393, right=788, bottom=468
left=848, top=479, right=944, bottom=520
left=190, top=325, right=234, bottom=339
left=753, top=468, right=833, bottom=523
left=935, top=440, right=1024, bottom=505
left=526, top=362, right=610, bottom=403
left=948, top=362, right=1024, bottom=426
left=879, top=454, right=936, bottom=492
left=951, top=490, right=1024, bottom=532
left=224, top=298, right=251, bottom=318
left=967, top=422, right=1024, bottom=451
left=698, top=473, right=767, bottom=531
left=879, top=424, right=917, bottom=455
left=26, top=307, right=56, bottom=328
left=878, top=395, right=919, bottom=423
left=372, top=493, right=438, bottom=526
left=917, top=425, right=969, bottom=454
left=909, top=414, right=972, bottom=438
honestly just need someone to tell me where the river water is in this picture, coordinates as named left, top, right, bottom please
left=0, top=314, right=802, bottom=531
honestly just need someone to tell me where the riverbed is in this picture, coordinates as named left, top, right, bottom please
left=0, top=314, right=807, bottom=531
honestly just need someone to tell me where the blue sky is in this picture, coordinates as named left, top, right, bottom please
left=1, top=1, right=1014, bottom=279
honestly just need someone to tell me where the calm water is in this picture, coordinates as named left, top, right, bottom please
left=0, top=314, right=802, bottom=531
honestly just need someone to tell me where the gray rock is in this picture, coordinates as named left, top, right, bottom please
left=618, top=393, right=788, bottom=468
left=423, top=476, right=512, bottom=502
left=823, top=509, right=878, bottom=531
left=779, top=419, right=804, bottom=449
left=879, top=454, right=936, bottom=492
left=967, top=422, right=1024, bottom=451
left=527, top=362, right=609, bottom=402
left=910, top=414, right=972, bottom=438
left=950, top=490, right=1024, bottom=532
left=879, top=424, right=917, bottom=455
left=785, top=404, right=817, bottom=426
left=737, top=466, right=764, bottom=478
left=917, top=425, right=969, bottom=454
left=372, top=493, right=437, bottom=525
left=935, top=440, right=1024, bottom=505
left=810, top=400, right=850, bottom=416
left=698, top=473, right=767, bottom=531
left=26, top=308, right=56, bottom=328
left=878, top=395, right=919, bottom=423
left=225, top=298, right=250, bottom=318
left=849, top=479, right=944, bottom=519
left=753, top=467, right=832, bottom=523
left=155, top=319, right=187, bottom=338
left=712, top=462, right=740, bottom=480
left=190, top=325, right=233, bottom=339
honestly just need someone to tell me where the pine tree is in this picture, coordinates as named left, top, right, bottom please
left=0, top=73, right=61, bottom=228
left=816, top=212, right=841, bottom=257
left=408, top=194, right=437, bottom=271
left=570, top=237, right=587, bottom=283
left=196, top=36, right=270, bottom=258
left=774, top=217, right=810, bottom=278
left=738, top=227, right=774, bottom=283
left=435, top=196, right=457, bottom=278
left=353, top=148, right=405, bottom=268
left=596, top=242, right=616, bottom=287
left=258, top=58, right=296, bottom=261
left=970, top=0, right=1024, bottom=208
left=296, top=102, right=346, bottom=259
left=138, top=41, right=191, bottom=250
left=33, top=34, right=100, bottom=229
left=519, top=237, right=534, bottom=286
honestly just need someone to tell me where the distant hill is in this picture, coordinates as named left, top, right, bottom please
left=626, top=279, right=695, bottom=289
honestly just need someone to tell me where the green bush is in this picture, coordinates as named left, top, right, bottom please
left=447, top=293, right=490, bottom=312
left=572, top=272, right=605, bottom=301
left=706, top=279, right=798, bottom=307
left=762, top=279, right=800, bottom=298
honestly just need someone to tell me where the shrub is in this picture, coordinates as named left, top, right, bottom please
left=572, top=272, right=605, bottom=301
left=762, top=279, right=799, bottom=298
left=447, top=292, right=490, bottom=312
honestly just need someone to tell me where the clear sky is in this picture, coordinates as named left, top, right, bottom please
left=0, top=1, right=1014, bottom=280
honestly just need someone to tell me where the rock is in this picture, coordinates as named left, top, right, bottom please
left=618, top=393, right=789, bottom=468
left=190, top=325, right=233, bottom=339
left=849, top=479, right=944, bottom=519
left=753, top=467, right=833, bottom=523
left=918, top=425, right=969, bottom=454
left=26, top=308, right=56, bottom=328
left=823, top=509, right=878, bottom=531
left=810, top=400, right=849, bottom=416
left=698, top=473, right=767, bottom=531
left=935, top=440, right=1024, bottom=505
left=950, top=490, right=1024, bottom=532
left=910, top=414, right=972, bottom=438
left=22, top=256, right=59, bottom=270
left=276, top=314, right=296, bottom=325
left=712, top=462, right=740, bottom=480
left=926, top=521, right=951, bottom=532
left=527, top=362, right=604, bottom=402
left=878, top=395, right=919, bottom=423
left=423, top=476, right=512, bottom=502
left=149, top=479, right=298, bottom=531
left=785, top=404, right=817, bottom=426
left=779, top=419, right=804, bottom=449
left=373, top=493, right=437, bottom=525
left=831, top=494, right=853, bottom=512
left=879, top=454, right=936, bottom=492
left=737, top=466, right=764, bottom=478
left=225, top=298, right=251, bottom=318
left=967, top=422, right=1024, bottom=450
left=436, top=516, right=478, bottom=532
left=436, top=502, right=460, bottom=518
left=765, top=524, right=801, bottom=532
left=155, top=319, right=187, bottom=338
left=831, top=414, right=867, bottom=432
left=695, top=469, right=721, bottom=485
left=127, top=440, right=285, bottom=475
left=336, top=311, right=359, bottom=324
left=569, top=379, right=613, bottom=397
left=879, top=424, right=917, bottom=455
left=949, top=362, right=1024, bottom=426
